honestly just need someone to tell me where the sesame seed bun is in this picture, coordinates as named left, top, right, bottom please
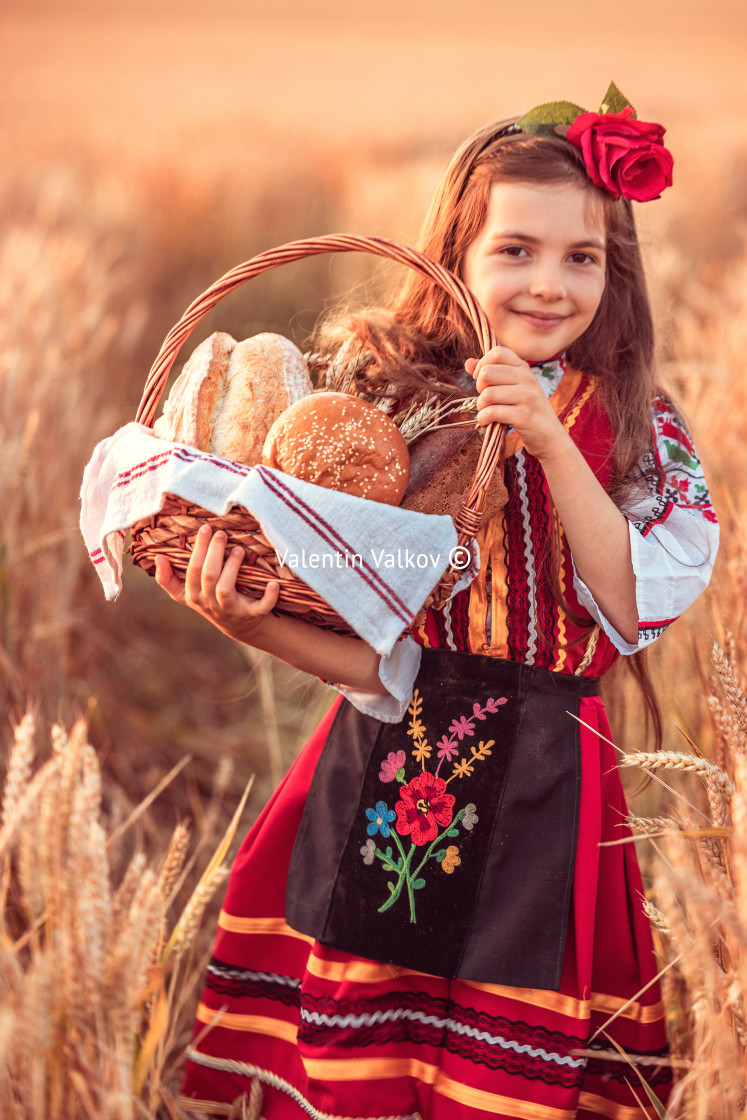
left=262, top=391, right=410, bottom=505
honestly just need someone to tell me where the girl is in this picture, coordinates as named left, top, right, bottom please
left=159, top=92, right=718, bottom=1119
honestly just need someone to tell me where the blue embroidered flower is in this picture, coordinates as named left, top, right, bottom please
left=366, top=800, right=396, bottom=838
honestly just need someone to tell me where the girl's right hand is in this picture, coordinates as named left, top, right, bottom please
left=154, top=523, right=280, bottom=645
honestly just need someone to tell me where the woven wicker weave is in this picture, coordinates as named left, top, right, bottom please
left=129, top=235, right=506, bottom=635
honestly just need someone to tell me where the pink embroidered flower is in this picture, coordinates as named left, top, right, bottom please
left=566, top=108, right=674, bottom=202
left=484, top=697, right=508, bottom=712
left=395, top=772, right=455, bottom=846
left=436, top=735, right=459, bottom=762
left=379, top=750, right=406, bottom=782
left=448, top=715, right=474, bottom=741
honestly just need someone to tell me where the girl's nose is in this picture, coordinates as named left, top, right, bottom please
left=529, top=261, right=566, bottom=300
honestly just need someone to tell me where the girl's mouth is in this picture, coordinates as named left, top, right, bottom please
left=510, top=309, right=569, bottom=329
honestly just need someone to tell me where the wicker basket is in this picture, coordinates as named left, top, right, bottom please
left=129, top=234, right=506, bottom=635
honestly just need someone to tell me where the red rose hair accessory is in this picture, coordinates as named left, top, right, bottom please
left=516, top=82, right=674, bottom=202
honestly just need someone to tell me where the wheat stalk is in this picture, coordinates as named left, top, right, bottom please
left=1, top=711, right=36, bottom=830
left=712, top=644, right=747, bottom=739
left=619, top=750, right=734, bottom=795
left=0, top=715, right=239, bottom=1118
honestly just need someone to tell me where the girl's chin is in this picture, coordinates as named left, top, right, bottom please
left=502, top=332, right=567, bottom=365
left=515, top=347, right=563, bottom=364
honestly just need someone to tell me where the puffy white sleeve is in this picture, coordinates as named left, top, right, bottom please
left=326, top=635, right=422, bottom=723
left=573, top=397, right=719, bottom=655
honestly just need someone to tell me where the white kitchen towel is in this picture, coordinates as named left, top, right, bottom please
left=80, top=423, right=475, bottom=656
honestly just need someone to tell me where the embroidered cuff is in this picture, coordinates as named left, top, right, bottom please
left=328, top=635, right=422, bottom=723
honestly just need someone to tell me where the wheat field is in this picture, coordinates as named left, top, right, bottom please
left=1, top=0, right=747, bottom=1115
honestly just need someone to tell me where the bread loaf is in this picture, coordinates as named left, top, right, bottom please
left=262, top=392, right=410, bottom=505
left=153, top=331, right=313, bottom=466
left=402, top=426, right=508, bottom=523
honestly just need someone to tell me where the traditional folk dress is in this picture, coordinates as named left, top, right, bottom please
left=180, top=358, right=718, bottom=1120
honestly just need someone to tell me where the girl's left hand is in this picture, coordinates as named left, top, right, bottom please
left=466, top=346, right=569, bottom=463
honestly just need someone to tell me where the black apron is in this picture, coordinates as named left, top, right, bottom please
left=286, top=648, right=599, bottom=990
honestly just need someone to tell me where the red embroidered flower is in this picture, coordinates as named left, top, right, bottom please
left=566, top=108, right=673, bottom=202
left=395, top=772, right=455, bottom=846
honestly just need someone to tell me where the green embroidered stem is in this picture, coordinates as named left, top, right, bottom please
left=374, top=848, right=400, bottom=873
left=378, top=831, right=415, bottom=915
left=404, top=848, right=417, bottom=923
left=411, top=810, right=465, bottom=881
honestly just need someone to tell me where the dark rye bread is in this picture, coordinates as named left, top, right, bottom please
left=402, top=424, right=508, bottom=524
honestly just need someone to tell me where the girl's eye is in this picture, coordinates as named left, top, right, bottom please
left=499, top=246, right=528, bottom=259
left=568, top=252, right=597, bottom=265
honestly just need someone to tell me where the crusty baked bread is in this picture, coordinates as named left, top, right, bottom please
left=262, top=392, right=410, bottom=505
left=153, top=331, right=313, bottom=466
left=153, top=331, right=235, bottom=452
left=402, top=425, right=508, bottom=523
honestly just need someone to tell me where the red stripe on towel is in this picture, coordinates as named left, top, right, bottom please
left=256, top=466, right=415, bottom=626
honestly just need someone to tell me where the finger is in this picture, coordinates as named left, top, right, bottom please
left=474, top=402, right=518, bottom=428
left=185, top=524, right=213, bottom=601
left=474, top=365, right=518, bottom=394
left=477, top=384, right=517, bottom=410
left=199, top=531, right=230, bottom=599
left=475, top=361, right=532, bottom=394
left=475, top=345, right=525, bottom=372
left=154, top=555, right=186, bottom=602
left=465, top=357, right=479, bottom=377
left=257, top=579, right=281, bottom=614
left=213, top=545, right=245, bottom=603
left=241, top=577, right=281, bottom=617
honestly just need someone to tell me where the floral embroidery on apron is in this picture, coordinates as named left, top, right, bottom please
left=360, top=688, right=507, bottom=923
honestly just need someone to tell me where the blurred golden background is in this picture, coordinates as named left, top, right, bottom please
left=1, top=2, right=746, bottom=1113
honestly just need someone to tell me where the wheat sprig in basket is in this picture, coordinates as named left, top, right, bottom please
left=129, top=235, right=505, bottom=636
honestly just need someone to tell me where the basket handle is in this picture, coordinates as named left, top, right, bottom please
left=135, top=234, right=506, bottom=550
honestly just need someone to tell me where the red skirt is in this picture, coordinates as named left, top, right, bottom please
left=181, top=695, right=671, bottom=1119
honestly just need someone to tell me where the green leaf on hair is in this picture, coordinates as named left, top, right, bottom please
left=517, top=101, right=588, bottom=137
left=599, top=81, right=637, bottom=118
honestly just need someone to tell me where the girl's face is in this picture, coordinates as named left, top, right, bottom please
left=461, top=181, right=607, bottom=363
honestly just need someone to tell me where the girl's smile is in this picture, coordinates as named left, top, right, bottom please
left=461, top=182, right=607, bottom=363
